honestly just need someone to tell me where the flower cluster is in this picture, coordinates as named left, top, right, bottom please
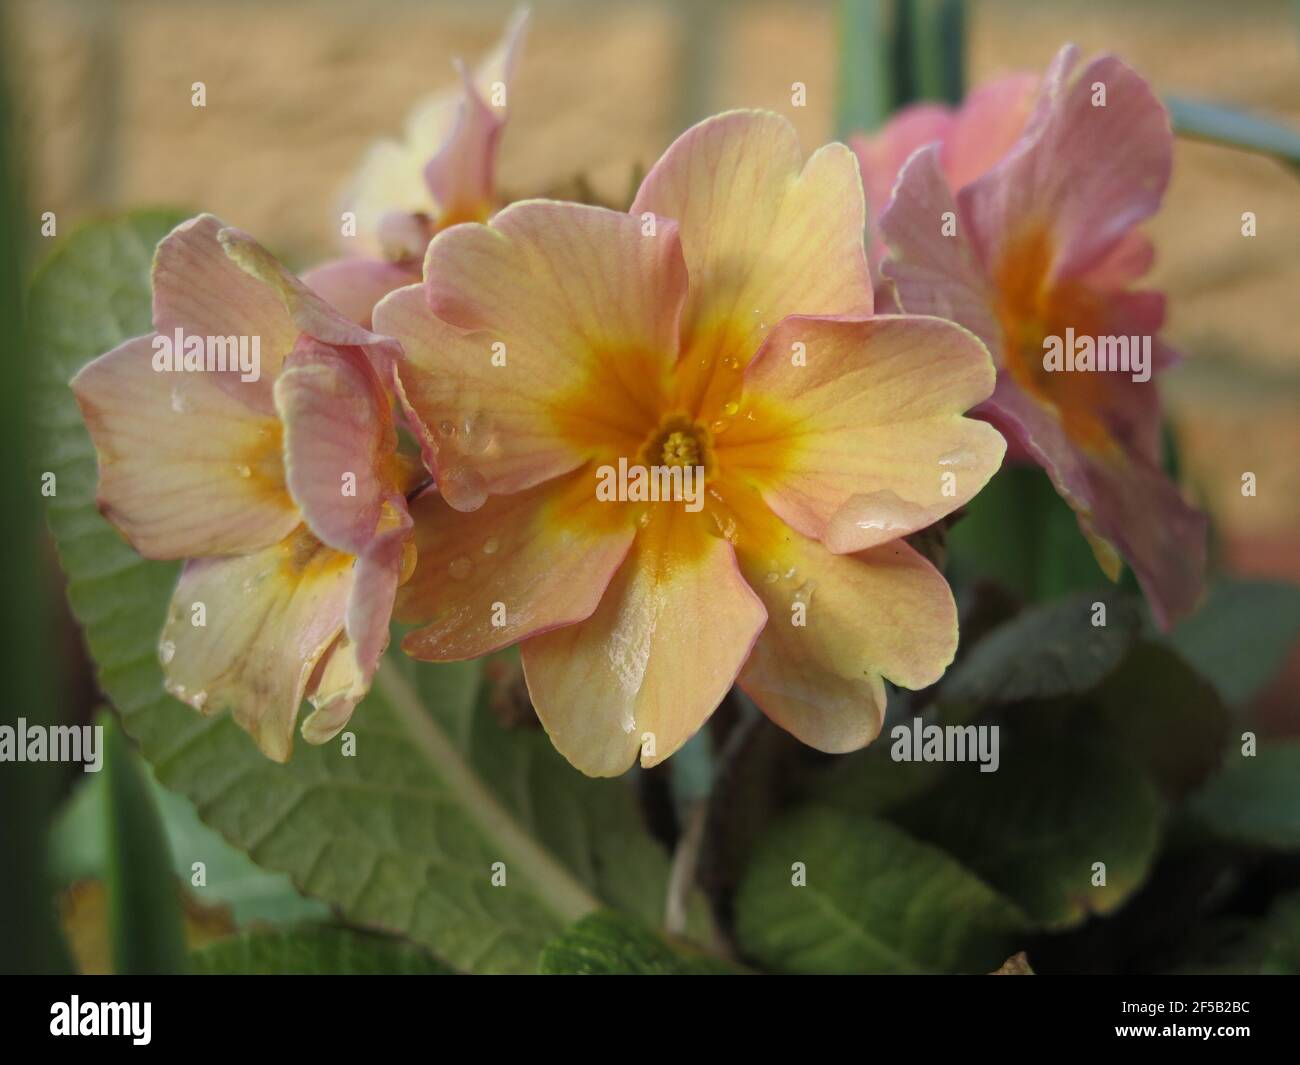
left=71, top=15, right=1203, bottom=773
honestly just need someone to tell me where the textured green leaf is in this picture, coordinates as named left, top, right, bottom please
left=1090, top=642, right=1229, bottom=798
left=538, top=912, right=739, bottom=975
left=1159, top=579, right=1300, bottom=707
left=1186, top=741, right=1300, bottom=850
left=735, top=806, right=1026, bottom=974
left=889, top=723, right=1165, bottom=928
left=191, top=925, right=450, bottom=975
left=34, top=213, right=679, bottom=974
left=942, top=591, right=1141, bottom=706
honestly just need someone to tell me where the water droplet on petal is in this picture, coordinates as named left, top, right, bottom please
left=722, top=356, right=740, bottom=371
left=448, top=556, right=473, bottom=580
left=938, top=448, right=974, bottom=467
left=723, top=400, right=740, bottom=417
left=170, top=387, right=188, bottom=413
left=637, top=510, right=651, bottom=529
left=461, top=411, right=494, bottom=454
left=191, top=690, right=208, bottom=711
left=234, top=463, right=252, bottom=479
left=438, top=419, right=457, bottom=438
left=763, top=571, right=780, bottom=584
left=439, top=465, right=488, bottom=512
left=481, top=537, right=499, bottom=555
left=159, top=640, right=176, bottom=665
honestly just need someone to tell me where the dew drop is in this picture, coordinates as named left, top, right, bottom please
left=159, top=640, right=176, bottom=665
left=439, top=465, right=488, bottom=512
left=448, top=556, right=473, bottom=580
left=722, top=356, right=740, bottom=372
left=191, top=690, right=208, bottom=711
left=763, top=571, right=780, bottom=584
left=710, top=417, right=732, bottom=435
left=170, top=387, right=188, bottom=413
left=722, top=400, right=740, bottom=417
left=461, top=411, right=494, bottom=454
left=637, top=510, right=651, bottom=529
left=938, top=448, right=973, bottom=467
left=481, top=536, right=500, bottom=556
left=234, top=463, right=252, bottom=479
left=437, top=419, right=457, bottom=438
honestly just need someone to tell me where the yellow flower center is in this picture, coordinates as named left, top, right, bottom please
left=640, top=415, right=712, bottom=476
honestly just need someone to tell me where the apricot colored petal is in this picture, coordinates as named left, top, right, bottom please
left=301, top=519, right=409, bottom=744
left=986, top=380, right=1205, bottom=628
left=218, top=227, right=390, bottom=350
left=521, top=508, right=767, bottom=777
left=423, top=7, right=529, bottom=222
left=879, top=145, right=1002, bottom=351
left=631, top=110, right=872, bottom=383
left=274, top=339, right=399, bottom=556
left=303, top=257, right=419, bottom=329
left=160, top=529, right=354, bottom=763
left=375, top=202, right=688, bottom=498
left=150, top=214, right=297, bottom=409
left=726, top=315, right=1004, bottom=552
left=731, top=492, right=957, bottom=751
left=70, top=334, right=298, bottom=560
left=398, top=469, right=635, bottom=660
left=962, top=47, right=1173, bottom=281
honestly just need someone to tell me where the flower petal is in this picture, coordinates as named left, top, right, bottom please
left=70, top=334, right=299, bottom=559
left=423, top=7, right=530, bottom=224
left=729, top=489, right=957, bottom=751
left=274, top=339, right=400, bottom=556
left=521, top=507, right=767, bottom=776
left=302, top=257, right=419, bottom=329
left=160, top=528, right=354, bottom=762
left=962, top=48, right=1173, bottom=282
left=987, top=379, right=1206, bottom=628
left=374, top=201, right=688, bottom=503
left=150, top=215, right=297, bottom=410
left=723, top=314, right=1005, bottom=552
left=879, top=144, right=1002, bottom=350
left=398, top=468, right=635, bottom=660
left=301, top=518, right=410, bottom=744
left=940, top=72, right=1038, bottom=192
left=631, top=109, right=873, bottom=409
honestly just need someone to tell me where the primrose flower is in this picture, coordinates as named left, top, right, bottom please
left=879, top=45, right=1206, bottom=628
left=375, top=110, right=1006, bottom=776
left=304, top=7, right=530, bottom=326
left=71, top=214, right=417, bottom=761
left=850, top=71, right=1038, bottom=279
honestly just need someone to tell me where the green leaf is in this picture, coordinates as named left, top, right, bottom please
left=34, top=212, right=681, bottom=973
left=191, top=925, right=450, bottom=975
left=889, top=722, right=1165, bottom=928
left=538, top=912, right=740, bottom=975
left=734, top=806, right=1026, bottom=974
left=1186, top=741, right=1300, bottom=850
left=942, top=591, right=1141, bottom=707
left=1159, top=579, right=1300, bottom=707
left=1167, top=97, right=1300, bottom=174
left=1090, top=642, right=1229, bottom=798
left=102, top=711, right=189, bottom=975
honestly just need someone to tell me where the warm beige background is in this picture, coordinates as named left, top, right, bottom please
left=10, top=0, right=1300, bottom=582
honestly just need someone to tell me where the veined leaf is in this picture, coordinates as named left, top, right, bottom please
left=539, top=912, right=740, bottom=975
left=191, top=924, right=451, bottom=975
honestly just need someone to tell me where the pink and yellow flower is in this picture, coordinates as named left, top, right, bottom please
left=304, top=8, right=530, bottom=327
left=879, top=45, right=1206, bottom=627
left=850, top=70, right=1038, bottom=281
left=71, top=215, right=418, bottom=760
left=374, top=110, right=1006, bottom=776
